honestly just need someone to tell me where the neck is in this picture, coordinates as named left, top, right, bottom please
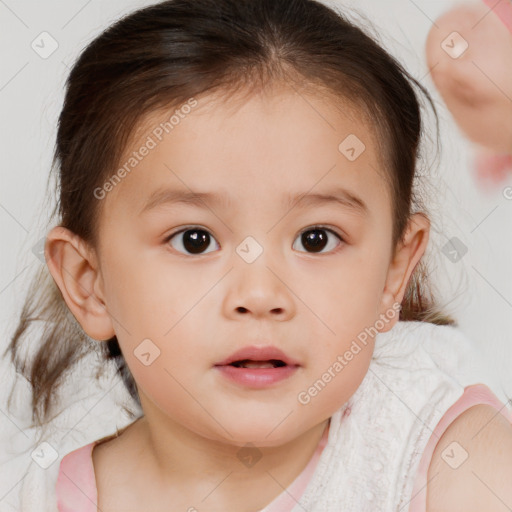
left=132, top=404, right=329, bottom=509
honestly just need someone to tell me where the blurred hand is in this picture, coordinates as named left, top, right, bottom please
left=425, top=1, right=512, bottom=153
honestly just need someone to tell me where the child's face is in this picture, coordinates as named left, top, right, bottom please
left=84, top=86, right=414, bottom=445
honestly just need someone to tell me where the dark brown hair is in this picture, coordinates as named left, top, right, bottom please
left=4, top=0, right=456, bottom=428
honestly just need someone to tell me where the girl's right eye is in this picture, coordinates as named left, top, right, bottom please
left=165, top=227, right=220, bottom=255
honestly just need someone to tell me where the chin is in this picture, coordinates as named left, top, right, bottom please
left=203, top=417, right=305, bottom=448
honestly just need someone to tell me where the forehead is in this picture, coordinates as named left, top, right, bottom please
left=103, top=85, right=391, bottom=220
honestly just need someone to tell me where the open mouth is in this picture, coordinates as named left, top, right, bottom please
left=215, top=358, right=298, bottom=387
left=229, top=359, right=287, bottom=369
left=213, top=346, right=299, bottom=387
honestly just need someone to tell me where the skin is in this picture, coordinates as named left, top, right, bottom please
left=45, top=84, right=430, bottom=511
left=426, top=403, right=512, bottom=512
left=425, top=1, right=512, bottom=153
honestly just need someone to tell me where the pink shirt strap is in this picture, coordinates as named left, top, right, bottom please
left=481, top=0, right=512, bottom=32
left=56, top=441, right=97, bottom=512
left=407, top=383, right=512, bottom=512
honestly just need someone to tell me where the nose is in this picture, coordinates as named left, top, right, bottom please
left=222, top=252, right=296, bottom=321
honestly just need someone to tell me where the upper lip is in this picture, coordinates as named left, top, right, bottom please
left=214, top=345, right=300, bottom=366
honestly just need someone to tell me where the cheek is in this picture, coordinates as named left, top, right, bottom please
left=296, top=333, right=374, bottom=422
left=297, top=252, right=386, bottom=335
left=289, top=252, right=382, bottom=377
left=100, top=252, right=213, bottom=370
left=100, top=244, right=193, bottom=328
left=127, top=355, right=214, bottom=433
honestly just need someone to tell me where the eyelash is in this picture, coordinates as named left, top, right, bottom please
left=163, top=225, right=345, bottom=256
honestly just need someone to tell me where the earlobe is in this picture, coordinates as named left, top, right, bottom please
left=44, top=226, right=115, bottom=341
left=378, top=213, right=430, bottom=331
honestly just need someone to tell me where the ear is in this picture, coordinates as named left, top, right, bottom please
left=44, top=226, right=115, bottom=341
left=378, top=213, right=430, bottom=332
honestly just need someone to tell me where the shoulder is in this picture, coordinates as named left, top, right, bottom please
left=426, top=403, right=512, bottom=512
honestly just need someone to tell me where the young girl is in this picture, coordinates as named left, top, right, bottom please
left=4, top=0, right=512, bottom=511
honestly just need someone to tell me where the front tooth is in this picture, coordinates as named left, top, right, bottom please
left=242, top=361, right=275, bottom=369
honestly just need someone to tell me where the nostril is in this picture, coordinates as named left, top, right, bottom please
left=236, top=306, right=248, bottom=313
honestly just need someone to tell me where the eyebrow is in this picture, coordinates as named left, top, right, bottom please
left=140, top=186, right=369, bottom=216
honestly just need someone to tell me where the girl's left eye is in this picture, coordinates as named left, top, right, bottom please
left=292, top=226, right=343, bottom=254
left=164, top=225, right=344, bottom=255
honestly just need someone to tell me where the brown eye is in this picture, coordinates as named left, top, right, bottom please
left=293, top=227, right=343, bottom=253
left=167, top=228, right=219, bottom=255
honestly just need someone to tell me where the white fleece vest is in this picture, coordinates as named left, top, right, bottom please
left=275, top=320, right=499, bottom=511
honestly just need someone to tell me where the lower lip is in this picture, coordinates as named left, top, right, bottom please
left=214, top=364, right=299, bottom=388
